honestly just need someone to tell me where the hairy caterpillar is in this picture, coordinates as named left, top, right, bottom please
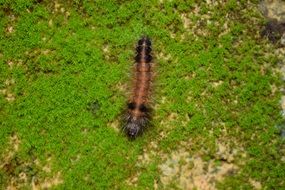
left=122, top=37, right=153, bottom=139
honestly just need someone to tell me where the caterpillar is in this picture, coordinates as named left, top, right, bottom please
left=123, top=37, right=153, bottom=139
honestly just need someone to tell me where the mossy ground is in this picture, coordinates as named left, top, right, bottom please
left=0, top=0, right=284, bottom=189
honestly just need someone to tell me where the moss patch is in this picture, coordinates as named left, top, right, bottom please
left=0, top=0, right=284, bottom=189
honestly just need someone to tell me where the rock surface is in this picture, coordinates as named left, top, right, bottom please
left=260, top=0, right=285, bottom=138
left=260, top=0, right=285, bottom=22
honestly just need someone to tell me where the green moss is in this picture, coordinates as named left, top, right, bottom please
left=0, top=0, right=284, bottom=189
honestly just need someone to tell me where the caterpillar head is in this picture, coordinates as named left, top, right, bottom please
left=125, top=122, right=140, bottom=139
left=123, top=114, right=149, bottom=139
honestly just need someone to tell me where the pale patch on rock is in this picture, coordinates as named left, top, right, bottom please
left=66, top=11, right=71, bottom=18
left=157, top=51, right=172, bottom=61
left=4, top=78, right=15, bottom=86
left=281, top=33, right=285, bottom=45
left=54, top=1, right=61, bottom=13
left=169, top=32, right=176, bottom=39
left=180, top=13, right=191, bottom=29
left=158, top=139, right=245, bottom=190
left=210, top=122, right=226, bottom=132
left=42, top=49, right=52, bottom=55
left=32, top=172, right=63, bottom=190
left=48, top=19, right=53, bottom=27
left=260, top=0, right=285, bottom=22
left=116, top=81, right=128, bottom=93
left=184, top=72, right=196, bottom=80
left=137, top=141, right=158, bottom=166
left=6, top=93, right=16, bottom=102
left=159, top=112, right=179, bottom=131
left=60, top=7, right=65, bottom=13
left=160, top=96, right=167, bottom=104
left=0, top=134, right=20, bottom=168
left=1, top=134, right=63, bottom=189
left=281, top=96, right=285, bottom=111
left=103, top=44, right=109, bottom=53
left=109, top=119, right=120, bottom=132
left=274, top=48, right=285, bottom=60
left=116, top=81, right=131, bottom=105
left=42, top=157, right=52, bottom=173
left=218, top=19, right=231, bottom=38
left=193, top=4, right=200, bottom=15
left=167, top=112, right=178, bottom=121
left=0, top=79, right=16, bottom=102
left=126, top=172, right=139, bottom=187
left=6, top=182, right=17, bottom=190
left=6, top=26, right=14, bottom=33
left=6, top=60, right=14, bottom=68
left=205, top=0, right=219, bottom=6
left=211, top=80, right=223, bottom=88
left=249, top=178, right=262, bottom=190
left=102, top=44, right=110, bottom=60
left=186, top=94, right=194, bottom=103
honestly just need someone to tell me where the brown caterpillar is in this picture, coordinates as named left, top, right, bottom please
left=123, top=37, right=153, bottom=139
